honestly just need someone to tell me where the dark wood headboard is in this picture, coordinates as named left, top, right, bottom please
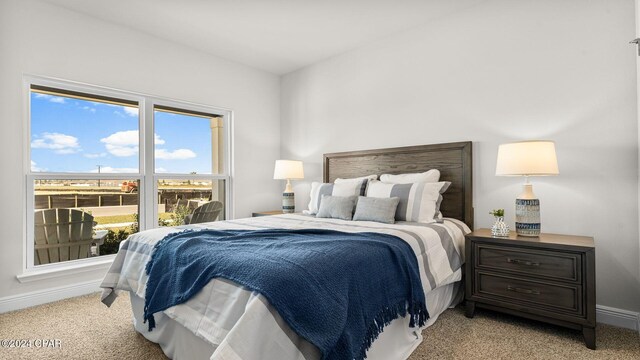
left=323, top=141, right=473, bottom=229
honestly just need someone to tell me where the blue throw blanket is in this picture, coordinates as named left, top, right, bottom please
left=144, top=229, right=428, bottom=360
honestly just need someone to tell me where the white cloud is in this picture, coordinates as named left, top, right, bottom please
left=155, top=167, right=168, bottom=173
left=100, top=130, right=138, bottom=157
left=31, top=133, right=80, bottom=154
left=82, top=106, right=96, bottom=113
left=155, top=148, right=197, bottom=160
left=123, top=106, right=139, bottom=117
left=154, top=134, right=165, bottom=145
left=100, top=130, right=165, bottom=157
left=55, top=148, right=79, bottom=155
left=34, top=93, right=66, bottom=104
left=90, top=166, right=138, bottom=173
left=84, top=152, right=107, bottom=159
left=31, top=160, right=46, bottom=172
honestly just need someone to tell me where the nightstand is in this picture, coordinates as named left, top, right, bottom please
left=465, top=229, right=596, bottom=349
left=251, top=210, right=284, bottom=217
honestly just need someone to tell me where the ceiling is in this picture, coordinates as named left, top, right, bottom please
left=41, top=0, right=481, bottom=75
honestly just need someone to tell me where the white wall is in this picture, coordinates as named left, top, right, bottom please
left=281, top=0, right=640, bottom=312
left=0, top=0, right=280, bottom=299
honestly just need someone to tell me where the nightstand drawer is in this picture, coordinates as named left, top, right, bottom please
left=476, top=244, right=581, bottom=282
left=475, top=271, right=582, bottom=315
left=465, top=229, right=596, bottom=349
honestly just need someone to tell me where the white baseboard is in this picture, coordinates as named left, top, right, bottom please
left=596, top=305, right=640, bottom=332
left=0, top=279, right=102, bottom=314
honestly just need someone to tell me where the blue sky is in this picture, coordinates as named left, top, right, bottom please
left=30, top=92, right=214, bottom=174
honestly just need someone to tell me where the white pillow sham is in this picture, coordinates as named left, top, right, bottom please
left=334, top=174, right=377, bottom=183
left=366, top=180, right=450, bottom=223
left=379, top=169, right=440, bottom=184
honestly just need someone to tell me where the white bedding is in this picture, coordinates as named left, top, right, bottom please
left=100, top=214, right=470, bottom=360
left=128, top=280, right=462, bottom=360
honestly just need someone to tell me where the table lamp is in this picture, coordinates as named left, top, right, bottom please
left=495, top=140, right=559, bottom=237
left=273, top=160, right=304, bottom=213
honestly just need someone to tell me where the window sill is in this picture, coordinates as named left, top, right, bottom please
left=16, top=256, right=115, bottom=283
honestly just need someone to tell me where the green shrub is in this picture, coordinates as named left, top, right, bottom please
left=99, top=217, right=138, bottom=255
left=100, top=229, right=130, bottom=255
left=130, top=213, right=139, bottom=233
left=160, top=205, right=191, bottom=227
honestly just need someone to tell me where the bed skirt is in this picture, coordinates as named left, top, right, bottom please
left=129, top=279, right=462, bottom=360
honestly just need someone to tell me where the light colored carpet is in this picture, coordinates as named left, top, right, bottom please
left=0, top=292, right=638, bottom=359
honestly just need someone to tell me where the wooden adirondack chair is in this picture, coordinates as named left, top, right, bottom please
left=184, top=201, right=223, bottom=225
left=34, top=209, right=106, bottom=265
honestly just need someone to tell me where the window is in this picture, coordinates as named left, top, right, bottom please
left=25, top=78, right=230, bottom=270
left=153, top=105, right=226, bottom=226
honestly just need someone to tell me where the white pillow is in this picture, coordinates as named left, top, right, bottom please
left=366, top=180, right=450, bottom=223
left=334, top=174, right=377, bottom=183
left=379, top=169, right=440, bottom=184
left=306, top=179, right=369, bottom=215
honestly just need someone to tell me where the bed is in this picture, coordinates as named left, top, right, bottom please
left=101, top=141, right=473, bottom=360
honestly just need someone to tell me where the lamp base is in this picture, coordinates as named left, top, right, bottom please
left=515, top=197, right=540, bottom=237
left=282, top=192, right=295, bottom=213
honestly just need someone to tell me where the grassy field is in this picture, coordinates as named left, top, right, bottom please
left=94, top=213, right=173, bottom=225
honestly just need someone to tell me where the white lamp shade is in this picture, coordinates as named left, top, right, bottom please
left=273, top=160, right=304, bottom=180
left=496, top=140, right=559, bottom=176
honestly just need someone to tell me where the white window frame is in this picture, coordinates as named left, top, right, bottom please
left=20, top=75, right=233, bottom=280
left=147, top=99, right=232, bottom=230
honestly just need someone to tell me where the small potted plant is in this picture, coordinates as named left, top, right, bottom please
left=489, top=209, right=509, bottom=237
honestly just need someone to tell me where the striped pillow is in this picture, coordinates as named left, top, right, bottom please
left=365, top=180, right=451, bottom=223
left=307, top=179, right=369, bottom=215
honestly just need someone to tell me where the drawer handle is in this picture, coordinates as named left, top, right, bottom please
left=507, top=285, right=540, bottom=295
left=507, top=258, right=540, bottom=267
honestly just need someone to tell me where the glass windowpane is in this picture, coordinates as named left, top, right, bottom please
left=30, top=87, right=139, bottom=173
left=33, top=179, right=140, bottom=265
left=157, top=179, right=225, bottom=226
left=154, top=107, right=223, bottom=174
